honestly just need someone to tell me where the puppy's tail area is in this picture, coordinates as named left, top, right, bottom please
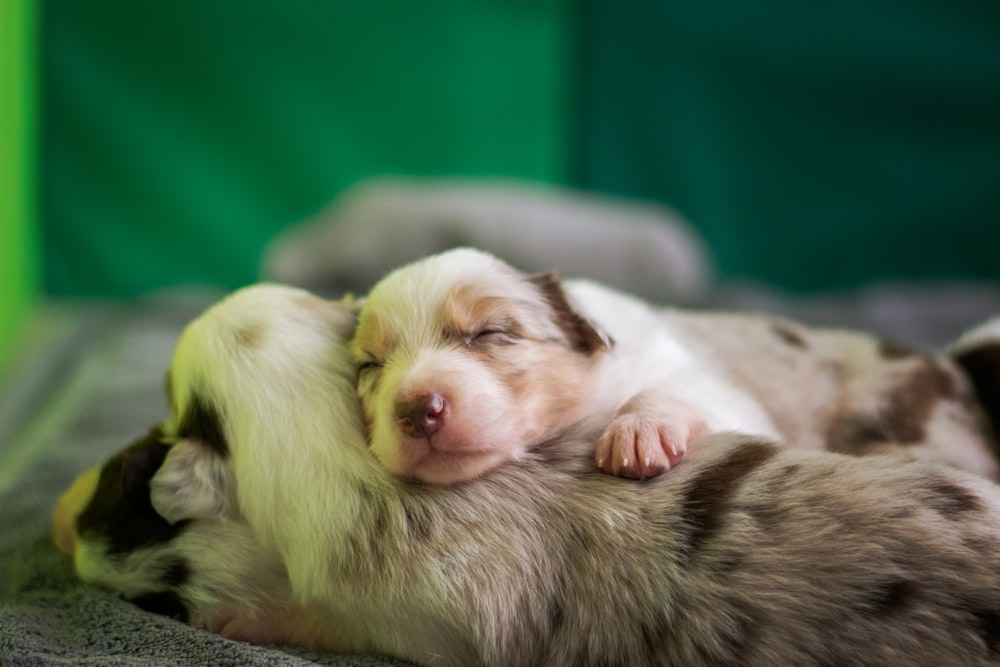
left=948, top=315, right=1000, bottom=439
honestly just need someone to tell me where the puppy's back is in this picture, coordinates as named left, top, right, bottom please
left=372, top=432, right=1000, bottom=666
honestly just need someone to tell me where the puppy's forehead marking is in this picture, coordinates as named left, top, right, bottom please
left=358, top=248, right=534, bottom=356
left=441, top=283, right=522, bottom=335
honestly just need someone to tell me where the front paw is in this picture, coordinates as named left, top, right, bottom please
left=595, top=413, right=694, bottom=480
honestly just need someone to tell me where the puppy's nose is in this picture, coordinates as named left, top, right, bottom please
left=396, top=393, right=447, bottom=438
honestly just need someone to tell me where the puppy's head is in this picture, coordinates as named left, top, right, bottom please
left=51, top=426, right=203, bottom=620
left=52, top=284, right=363, bottom=645
left=352, top=247, right=612, bottom=485
left=51, top=426, right=338, bottom=648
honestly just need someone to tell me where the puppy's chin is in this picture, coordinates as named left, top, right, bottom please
left=374, top=436, right=518, bottom=485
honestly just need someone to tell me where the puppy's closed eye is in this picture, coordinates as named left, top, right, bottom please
left=356, top=361, right=384, bottom=391
left=461, top=326, right=520, bottom=350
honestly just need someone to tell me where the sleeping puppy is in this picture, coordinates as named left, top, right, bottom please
left=53, top=284, right=1000, bottom=666
left=351, top=248, right=777, bottom=484
left=353, top=248, right=999, bottom=483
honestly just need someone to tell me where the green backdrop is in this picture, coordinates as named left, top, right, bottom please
left=578, top=0, right=1000, bottom=291
left=38, top=0, right=1000, bottom=298
left=42, top=0, right=571, bottom=297
left=1, top=0, right=39, bottom=373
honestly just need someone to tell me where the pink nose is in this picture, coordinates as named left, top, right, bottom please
left=396, top=393, right=447, bottom=438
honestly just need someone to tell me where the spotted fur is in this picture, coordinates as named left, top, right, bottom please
left=52, top=284, right=1000, bottom=666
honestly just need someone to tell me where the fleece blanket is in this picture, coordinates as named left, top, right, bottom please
left=1, top=284, right=998, bottom=666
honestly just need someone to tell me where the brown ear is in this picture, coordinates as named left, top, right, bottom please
left=528, top=272, right=613, bottom=354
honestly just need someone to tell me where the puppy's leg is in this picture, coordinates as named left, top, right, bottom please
left=595, top=390, right=710, bottom=479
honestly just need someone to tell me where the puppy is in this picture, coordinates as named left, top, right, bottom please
left=353, top=248, right=999, bottom=484
left=53, top=284, right=1000, bottom=666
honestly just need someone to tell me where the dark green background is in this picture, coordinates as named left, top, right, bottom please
left=577, top=0, right=1000, bottom=290
left=42, top=0, right=1000, bottom=297
left=43, top=0, right=570, bottom=296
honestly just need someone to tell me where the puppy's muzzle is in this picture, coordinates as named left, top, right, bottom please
left=396, top=393, right=447, bottom=439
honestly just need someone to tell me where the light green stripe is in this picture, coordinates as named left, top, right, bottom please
left=0, top=0, right=40, bottom=374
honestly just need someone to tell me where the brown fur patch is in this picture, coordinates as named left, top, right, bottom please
left=880, top=360, right=957, bottom=441
left=178, top=392, right=229, bottom=458
left=826, top=414, right=891, bottom=455
left=955, top=346, right=1000, bottom=441
left=925, top=476, right=983, bottom=518
left=863, top=580, right=918, bottom=617
left=975, top=610, right=1000, bottom=656
left=234, top=324, right=263, bottom=349
left=826, top=359, right=957, bottom=452
left=527, top=272, right=611, bottom=354
left=441, top=284, right=521, bottom=341
left=878, top=339, right=918, bottom=359
left=680, top=440, right=779, bottom=556
left=771, top=323, right=808, bottom=349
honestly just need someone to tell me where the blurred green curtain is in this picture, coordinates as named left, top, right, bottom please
left=43, top=0, right=571, bottom=297
left=578, top=0, right=1000, bottom=291
left=43, top=1, right=1000, bottom=296
left=1, top=0, right=39, bottom=372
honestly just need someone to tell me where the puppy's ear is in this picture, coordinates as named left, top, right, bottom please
left=121, top=428, right=174, bottom=507
left=150, top=440, right=235, bottom=524
left=528, top=272, right=613, bottom=354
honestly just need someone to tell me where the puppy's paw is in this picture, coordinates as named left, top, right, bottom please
left=595, top=411, right=698, bottom=479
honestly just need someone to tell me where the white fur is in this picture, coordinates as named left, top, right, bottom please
left=564, top=279, right=781, bottom=434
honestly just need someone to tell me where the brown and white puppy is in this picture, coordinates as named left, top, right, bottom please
left=351, top=248, right=624, bottom=484
left=53, top=285, right=1000, bottom=666
left=353, top=248, right=999, bottom=484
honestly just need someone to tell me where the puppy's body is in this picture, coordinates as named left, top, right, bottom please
left=354, top=249, right=999, bottom=483
left=571, top=279, right=999, bottom=478
left=54, top=285, right=1000, bottom=666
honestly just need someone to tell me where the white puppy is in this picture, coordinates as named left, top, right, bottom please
left=51, top=284, right=1000, bottom=666
left=353, top=248, right=999, bottom=484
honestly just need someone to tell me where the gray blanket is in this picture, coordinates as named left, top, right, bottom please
left=2, top=282, right=999, bottom=666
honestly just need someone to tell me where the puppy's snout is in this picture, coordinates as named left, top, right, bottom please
left=396, top=393, right=447, bottom=438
